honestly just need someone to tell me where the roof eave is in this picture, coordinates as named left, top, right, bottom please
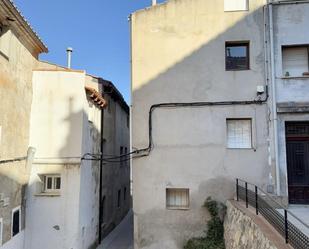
left=1, top=0, right=48, bottom=54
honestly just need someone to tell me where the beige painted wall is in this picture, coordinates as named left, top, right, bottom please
left=131, top=0, right=270, bottom=248
left=30, top=70, right=86, bottom=160
left=0, top=26, right=39, bottom=245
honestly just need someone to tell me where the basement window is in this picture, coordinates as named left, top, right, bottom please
left=227, top=119, right=252, bottom=149
left=224, top=0, right=248, bottom=12
left=226, top=42, right=250, bottom=70
left=12, top=207, right=21, bottom=237
left=282, top=46, right=309, bottom=77
left=43, top=175, right=61, bottom=193
left=166, top=188, right=190, bottom=210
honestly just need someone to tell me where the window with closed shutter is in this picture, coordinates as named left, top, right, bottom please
left=282, top=46, right=309, bottom=77
left=224, top=0, right=248, bottom=11
left=166, top=188, right=189, bottom=209
left=227, top=119, right=252, bottom=149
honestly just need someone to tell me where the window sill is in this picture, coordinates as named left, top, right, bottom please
left=226, top=68, right=250, bottom=71
left=35, top=192, right=61, bottom=197
left=166, top=207, right=190, bottom=211
left=281, top=76, right=309, bottom=79
left=227, top=147, right=254, bottom=150
left=224, top=9, right=249, bottom=13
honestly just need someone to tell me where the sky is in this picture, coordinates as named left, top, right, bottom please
left=14, top=0, right=166, bottom=103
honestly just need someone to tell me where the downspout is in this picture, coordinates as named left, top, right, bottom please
left=98, top=92, right=105, bottom=244
left=129, top=14, right=133, bottom=197
left=268, top=1, right=281, bottom=195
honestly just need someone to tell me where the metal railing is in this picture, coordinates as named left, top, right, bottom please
left=236, top=179, right=309, bottom=249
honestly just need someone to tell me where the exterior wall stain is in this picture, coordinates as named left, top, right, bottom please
left=131, top=0, right=270, bottom=248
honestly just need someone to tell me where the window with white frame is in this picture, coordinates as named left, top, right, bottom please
left=43, top=175, right=61, bottom=192
left=224, top=0, right=248, bottom=12
left=282, top=46, right=309, bottom=77
left=0, top=218, right=3, bottom=246
left=166, top=188, right=190, bottom=209
left=227, top=119, right=252, bottom=149
left=12, top=207, right=21, bottom=237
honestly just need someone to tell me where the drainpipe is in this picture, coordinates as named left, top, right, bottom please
left=268, top=2, right=281, bottom=195
left=98, top=90, right=105, bottom=244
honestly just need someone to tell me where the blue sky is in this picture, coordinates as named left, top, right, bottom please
left=14, top=0, right=166, bottom=103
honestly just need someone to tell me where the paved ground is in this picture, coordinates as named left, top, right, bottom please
left=97, top=211, right=133, bottom=249
left=277, top=206, right=309, bottom=237
left=287, top=206, right=309, bottom=237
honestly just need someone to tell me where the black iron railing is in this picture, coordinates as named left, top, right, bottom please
left=236, top=179, right=309, bottom=249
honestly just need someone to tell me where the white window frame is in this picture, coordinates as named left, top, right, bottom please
left=166, top=188, right=190, bottom=210
left=11, top=206, right=21, bottom=237
left=0, top=217, right=3, bottom=246
left=43, top=175, right=61, bottom=193
left=227, top=119, right=252, bottom=149
left=224, top=0, right=249, bottom=12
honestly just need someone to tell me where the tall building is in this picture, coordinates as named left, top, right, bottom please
left=131, top=0, right=272, bottom=248
left=0, top=0, right=47, bottom=247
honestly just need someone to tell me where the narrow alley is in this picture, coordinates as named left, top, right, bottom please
left=98, top=211, right=133, bottom=249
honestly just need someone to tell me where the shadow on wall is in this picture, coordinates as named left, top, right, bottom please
left=132, top=4, right=269, bottom=184
left=24, top=92, right=100, bottom=249
left=132, top=3, right=271, bottom=248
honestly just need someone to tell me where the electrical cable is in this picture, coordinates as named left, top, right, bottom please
left=133, top=88, right=269, bottom=157
left=0, top=156, right=27, bottom=165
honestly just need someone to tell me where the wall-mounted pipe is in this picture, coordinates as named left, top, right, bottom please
left=66, top=47, right=73, bottom=69
left=268, top=3, right=281, bottom=195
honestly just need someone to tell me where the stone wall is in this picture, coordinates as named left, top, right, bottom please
left=224, top=200, right=291, bottom=249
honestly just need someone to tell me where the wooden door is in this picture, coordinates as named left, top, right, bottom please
left=286, top=122, right=309, bottom=204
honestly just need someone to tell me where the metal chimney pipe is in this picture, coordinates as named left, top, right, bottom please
left=152, top=0, right=157, bottom=6
left=66, top=47, right=73, bottom=68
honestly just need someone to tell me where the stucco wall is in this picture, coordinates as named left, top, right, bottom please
left=273, top=3, right=309, bottom=104
left=30, top=70, right=86, bottom=159
left=131, top=0, right=270, bottom=248
left=26, top=70, right=99, bottom=249
left=101, top=93, right=131, bottom=237
left=272, top=2, right=309, bottom=197
left=0, top=26, right=39, bottom=246
left=25, top=164, right=81, bottom=249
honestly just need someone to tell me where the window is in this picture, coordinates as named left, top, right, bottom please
left=226, top=42, right=249, bottom=70
left=117, top=189, right=121, bottom=208
left=166, top=188, right=189, bottom=209
left=227, top=119, right=252, bottom=149
left=282, top=46, right=309, bottom=77
left=12, top=207, right=21, bottom=237
left=43, top=175, right=61, bottom=192
left=0, top=218, right=3, bottom=246
left=224, top=0, right=248, bottom=11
